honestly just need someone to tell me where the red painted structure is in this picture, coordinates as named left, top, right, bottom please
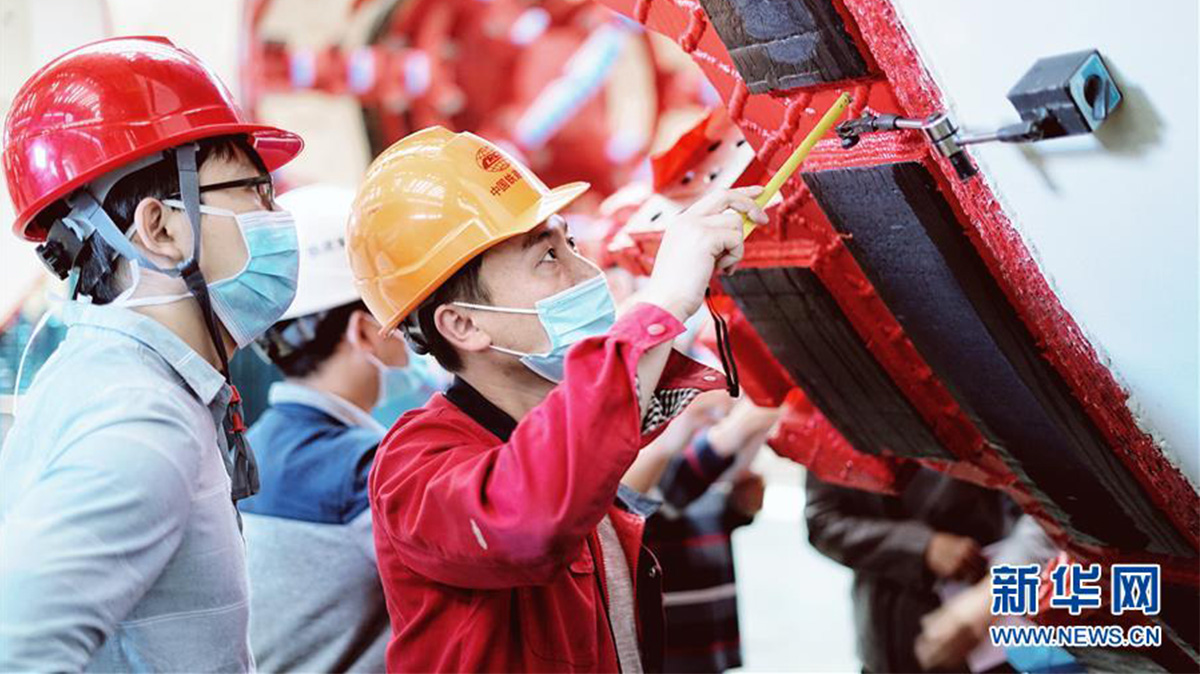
left=597, top=0, right=1197, bottom=665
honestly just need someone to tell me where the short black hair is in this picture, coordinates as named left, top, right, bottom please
left=405, top=255, right=489, bottom=372
left=34, top=135, right=267, bottom=303
left=259, top=301, right=367, bottom=378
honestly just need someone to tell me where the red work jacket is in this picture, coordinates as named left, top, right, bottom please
left=370, top=303, right=725, bottom=672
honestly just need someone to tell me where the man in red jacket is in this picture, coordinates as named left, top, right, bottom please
left=346, top=127, right=766, bottom=672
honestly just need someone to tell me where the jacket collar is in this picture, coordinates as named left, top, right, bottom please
left=444, top=376, right=517, bottom=440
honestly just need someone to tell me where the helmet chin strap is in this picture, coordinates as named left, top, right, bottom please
left=172, top=144, right=259, bottom=504
left=172, top=144, right=231, bottom=377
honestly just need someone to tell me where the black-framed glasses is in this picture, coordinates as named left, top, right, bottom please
left=167, top=174, right=275, bottom=210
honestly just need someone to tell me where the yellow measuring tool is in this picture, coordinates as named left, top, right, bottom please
left=743, top=92, right=853, bottom=238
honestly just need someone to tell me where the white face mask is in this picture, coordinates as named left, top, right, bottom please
left=111, top=201, right=300, bottom=348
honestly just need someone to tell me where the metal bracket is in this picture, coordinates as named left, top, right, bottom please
left=836, top=110, right=978, bottom=180
left=835, top=49, right=1121, bottom=181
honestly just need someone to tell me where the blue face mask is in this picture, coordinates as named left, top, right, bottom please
left=454, top=272, right=617, bottom=383
left=158, top=200, right=300, bottom=348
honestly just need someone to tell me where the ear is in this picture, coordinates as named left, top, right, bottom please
left=130, top=197, right=189, bottom=264
left=345, top=309, right=376, bottom=353
left=433, top=303, right=492, bottom=355
left=347, top=309, right=409, bottom=365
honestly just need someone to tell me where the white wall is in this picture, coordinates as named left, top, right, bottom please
left=0, top=0, right=109, bottom=317
left=893, top=0, right=1199, bottom=487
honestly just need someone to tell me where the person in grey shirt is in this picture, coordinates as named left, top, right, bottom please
left=805, top=467, right=1056, bottom=673
left=0, top=37, right=302, bottom=671
left=242, top=185, right=446, bottom=672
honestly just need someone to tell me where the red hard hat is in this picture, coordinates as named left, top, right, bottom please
left=3, top=35, right=304, bottom=242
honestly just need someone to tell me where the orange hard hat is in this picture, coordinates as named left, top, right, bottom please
left=347, top=126, right=589, bottom=334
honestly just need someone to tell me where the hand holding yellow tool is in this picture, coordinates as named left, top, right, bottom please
left=742, top=92, right=853, bottom=238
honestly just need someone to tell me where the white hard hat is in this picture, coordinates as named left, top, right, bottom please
left=277, top=184, right=363, bottom=320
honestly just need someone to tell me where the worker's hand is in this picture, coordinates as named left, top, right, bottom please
left=730, top=472, right=766, bottom=518
left=925, top=532, right=987, bottom=581
left=681, top=390, right=736, bottom=429
left=914, top=579, right=992, bottom=670
left=707, top=398, right=782, bottom=459
left=640, top=186, right=768, bottom=321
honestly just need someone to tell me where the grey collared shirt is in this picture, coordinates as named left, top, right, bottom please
left=0, top=301, right=253, bottom=672
left=597, top=515, right=644, bottom=674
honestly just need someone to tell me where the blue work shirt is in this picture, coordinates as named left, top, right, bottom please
left=241, top=382, right=383, bottom=524
left=0, top=300, right=253, bottom=672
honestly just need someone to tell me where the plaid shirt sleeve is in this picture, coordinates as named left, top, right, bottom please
left=656, top=431, right=736, bottom=511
